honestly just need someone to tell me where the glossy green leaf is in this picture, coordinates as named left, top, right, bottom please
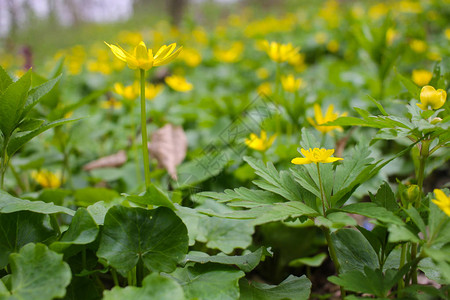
left=337, top=202, right=403, bottom=225
left=16, top=118, right=45, bottom=132
left=0, top=211, right=57, bottom=268
left=289, top=253, right=327, bottom=267
left=332, top=228, right=379, bottom=273
left=123, top=183, right=175, bottom=210
left=97, top=205, right=188, bottom=274
left=21, top=74, right=61, bottom=120
left=50, top=208, right=99, bottom=253
left=0, top=70, right=31, bottom=137
left=239, top=275, right=311, bottom=300
left=103, top=273, right=185, bottom=300
left=183, top=247, right=272, bottom=272
left=170, top=264, right=244, bottom=300
left=7, top=243, right=71, bottom=300
left=0, top=190, right=75, bottom=215
left=388, top=224, right=419, bottom=243
left=371, top=182, right=399, bottom=212
left=63, top=276, right=102, bottom=300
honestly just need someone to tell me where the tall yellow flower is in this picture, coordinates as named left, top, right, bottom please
left=165, top=75, right=193, bottom=92
left=307, top=104, right=347, bottom=134
left=291, top=148, right=343, bottom=165
left=31, top=170, right=62, bottom=188
left=432, top=189, right=450, bottom=217
left=262, top=41, right=299, bottom=63
left=245, top=130, right=276, bottom=152
left=417, top=85, right=447, bottom=110
left=412, top=70, right=432, bottom=87
left=105, top=41, right=182, bottom=70
left=281, top=74, right=302, bottom=93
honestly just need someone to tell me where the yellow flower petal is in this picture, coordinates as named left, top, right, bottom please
left=291, top=157, right=311, bottom=164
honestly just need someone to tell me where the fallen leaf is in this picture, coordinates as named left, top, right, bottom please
left=83, top=150, right=127, bottom=171
left=148, top=124, right=187, bottom=180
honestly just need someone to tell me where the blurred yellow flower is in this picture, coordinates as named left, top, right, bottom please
left=412, top=70, right=432, bottom=87
left=314, top=32, right=328, bottom=45
left=245, top=130, right=276, bottom=152
left=432, top=189, right=450, bottom=217
left=307, top=104, right=347, bottom=134
left=386, top=28, right=398, bottom=46
left=114, top=82, right=139, bottom=100
left=118, top=30, right=143, bottom=46
left=292, top=148, right=343, bottom=165
left=281, top=74, right=302, bottom=93
left=31, top=170, right=61, bottom=188
left=145, top=83, right=164, bottom=100
left=214, top=42, right=244, bottom=63
left=101, top=98, right=122, bottom=110
left=369, top=3, right=390, bottom=20
left=417, top=85, right=446, bottom=110
left=427, top=51, right=441, bottom=61
left=105, top=41, right=182, bottom=71
left=256, top=68, right=270, bottom=80
left=326, top=40, right=340, bottom=53
left=179, top=47, right=202, bottom=67
left=257, top=82, right=272, bottom=96
left=445, top=28, right=450, bottom=40
left=165, top=75, right=193, bottom=92
left=288, top=52, right=307, bottom=72
left=262, top=41, right=299, bottom=63
left=410, top=39, right=427, bottom=53
left=192, top=27, right=209, bottom=45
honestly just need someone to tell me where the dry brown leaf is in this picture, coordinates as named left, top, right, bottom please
left=83, top=150, right=127, bottom=171
left=148, top=124, right=187, bottom=180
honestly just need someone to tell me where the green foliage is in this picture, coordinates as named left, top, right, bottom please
left=5, top=243, right=71, bottom=300
left=97, top=205, right=188, bottom=274
left=0, top=190, right=74, bottom=215
left=239, top=275, right=311, bottom=300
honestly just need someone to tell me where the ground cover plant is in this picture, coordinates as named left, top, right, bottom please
left=0, top=0, right=449, bottom=299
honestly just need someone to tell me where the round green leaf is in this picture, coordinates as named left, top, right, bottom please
left=97, top=205, right=188, bottom=274
left=103, top=273, right=185, bottom=300
left=8, top=243, right=71, bottom=300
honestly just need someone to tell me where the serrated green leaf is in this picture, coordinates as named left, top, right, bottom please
left=103, top=273, right=185, bottom=300
left=7, top=118, right=81, bottom=157
left=0, top=69, right=32, bottom=137
left=97, top=206, right=188, bottom=274
left=337, top=202, right=403, bottom=225
left=388, top=224, right=419, bottom=243
left=0, top=211, right=57, bottom=269
left=239, top=275, right=311, bottom=300
left=170, top=264, right=244, bottom=300
left=404, top=206, right=426, bottom=239
left=50, top=208, right=99, bottom=253
left=372, top=182, right=399, bottom=212
left=8, top=243, right=71, bottom=300
left=184, top=247, right=272, bottom=272
left=195, top=187, right=283, bottom=208
left=0, top=65, right=13, bottom=93
left=21, top=75, right=61, bottom=120
left=0, top=190, right=75, bottom=215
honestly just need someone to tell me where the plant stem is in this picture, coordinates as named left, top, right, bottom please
left=139, top=69, right=151, bottom=188
left=136, top=259, right=144, bottom=287
left=316, top=163, right=329, bottom=214
left=322, top=226, right=345, bottom=299
left=111, top=268, right=119, bottom=287
left=1, top=137, right=9, bottom=190
left=398, top=244, right=406, bottom=290
left=8, top=161, right=26, bottom=192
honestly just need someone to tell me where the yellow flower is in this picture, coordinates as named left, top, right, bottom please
left=445, top=28, right=450, bottom=40
left=245, top=130, right=276, bottom=152
left=307, top=104, right=347, bottom=134
left=281, top=74, right=302, bottom=93
left=256, top=68, right=270, bottom=80
left=179, top=47, right=202, bottom=67
left=386, top=28, right=398, bottom=46
left=105, top=41, right=182, bottom=71
left=31, top=170, right=61, bottom=188
left=326, top=40, right=340, bottom=53
left=114, top=82, right=139, bottom=100
left=410, top=39, right=427, bottom=53
left=101, top=98, right=122, bottom=110
left=262, top=41, right=300, bottom=63
left=291, top=148, right=343, bottom=165
left=412, top=70, right=432, bottom=87
left=145, top=83, right=164, bottom=100
left=432, top=189, right=450, bottom=217
left=417, top=85, right=447, bottom=110
left=214, top=42, right=244, bottom=63
left=257, top=82, right=272, bottom=96
left=314, top=32, right=328, bottom=45
left=165, top=75, right=193, bottom=92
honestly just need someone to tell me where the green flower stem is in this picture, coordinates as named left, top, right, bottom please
left=316, top=163, right=330, bottom=214
left=322, top=226, right=345, bottom=299
left=140, top=69, right=151, bottom=188
left=8, top=161, right=26, bottom=192
left=136, top=259, right=144, bottom=287
left=111, top=268, right=120, bottom=287
left=398, top=244, right=406, bottom=290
